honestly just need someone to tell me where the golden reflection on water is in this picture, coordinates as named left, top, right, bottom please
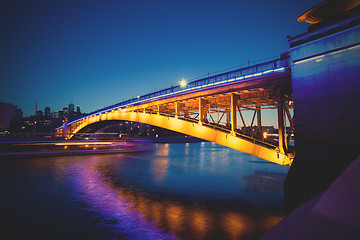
left=150, top=201, right=163, bottom=224
left=152, top=143, right=170, bottom=182
left=156, top=143, right=170, bottom=156
left=191, top=208, right=210, bottom=238
left=166, top=204, right=184, bottom=233
left=184, top=142, right=190, bottom=169
left=222, top=212, right=252, bottom=240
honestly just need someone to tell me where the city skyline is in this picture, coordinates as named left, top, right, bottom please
left=1, top=0, right=321, bottom=125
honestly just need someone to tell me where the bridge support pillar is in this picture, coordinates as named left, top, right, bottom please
left=62, top=119, right=69, bottom=139
left=277, top=88, right=286, bottom=154
left=199, top=98, right=204, bottom=124
left=230, top=93, right=237, bottom=134
left=226, top=109, right=231, bottom=129
left=175, top=102, right=179, bottom=118
left=256, top=102, right=262, bottom=136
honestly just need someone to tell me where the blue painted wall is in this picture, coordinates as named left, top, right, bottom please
left=285, top=14, right=360, bottom=209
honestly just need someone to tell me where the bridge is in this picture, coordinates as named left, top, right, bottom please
left=55, top=0, right=360, bottom=210
left=57, top=54, right=294, bottom=165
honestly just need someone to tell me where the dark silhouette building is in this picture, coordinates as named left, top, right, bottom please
left=0, top=102, right=23, bottom=131
left=44, top=106, right=51, bottom=116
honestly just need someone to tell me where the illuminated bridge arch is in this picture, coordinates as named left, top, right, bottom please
left=57, top=55, right=294, bottom=165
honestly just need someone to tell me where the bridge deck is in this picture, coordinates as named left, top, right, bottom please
left=57, top=55, right=294, bottom=165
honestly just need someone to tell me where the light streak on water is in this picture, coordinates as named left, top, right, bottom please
left=72, top=158, right=179, bottom=240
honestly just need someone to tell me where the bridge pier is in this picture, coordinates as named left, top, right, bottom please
left=277, top=88, right=286, bottom=155
left=256, top=102, right=262, bottom=137
left=175, top=102, right=180, bottom=119
left=285, top=12, right=360, bottom=210
left=199, top=98, right=204, bottom=124
left=230, top=93, right=237, bottom=134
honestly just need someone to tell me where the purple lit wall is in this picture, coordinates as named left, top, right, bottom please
left=285, top=14, right=360, bottom=209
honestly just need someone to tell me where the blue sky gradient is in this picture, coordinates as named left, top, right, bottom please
left=1, top=0, right=321, bottom=125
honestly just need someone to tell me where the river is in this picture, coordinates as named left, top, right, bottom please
left=0, top=141, right=289, bottom=239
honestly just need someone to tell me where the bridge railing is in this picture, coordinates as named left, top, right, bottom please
left=62, top=54, right=290, bottom=127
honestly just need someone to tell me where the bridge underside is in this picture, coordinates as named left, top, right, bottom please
left=72, top=111, right=291, bottom=165
left=63, top=84, right=294, bottom=165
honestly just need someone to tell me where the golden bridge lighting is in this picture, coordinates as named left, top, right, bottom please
left=57, top=55, right=294, bottom=165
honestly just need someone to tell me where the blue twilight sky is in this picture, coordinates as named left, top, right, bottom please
left=1, top=0, right=321, bottom=124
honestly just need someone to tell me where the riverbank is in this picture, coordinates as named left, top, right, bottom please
left=260, top=155, right=360, bottom=239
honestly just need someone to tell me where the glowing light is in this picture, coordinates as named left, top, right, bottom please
left=263, top=132, right=268, bottom=139
left=179, top=79, right=187, bottom=88
left=262, top=69, right=274, bottom=74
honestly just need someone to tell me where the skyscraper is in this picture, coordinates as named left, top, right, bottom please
left=44, top=106, right=51, bottom=116
left=69, top=104, right=75, bottom=114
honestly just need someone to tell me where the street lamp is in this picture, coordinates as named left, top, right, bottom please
left=179, top=79, right=187, bottom=88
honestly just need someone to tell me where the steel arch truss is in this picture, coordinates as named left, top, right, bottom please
left=60, top=86, right=294, bottom=165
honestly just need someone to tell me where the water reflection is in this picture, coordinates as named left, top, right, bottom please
left=73, top=157, right=179, bottom=239
left=0, top=142, right=289, bottom=239
left=222, top=212, right=251, bottom=240
left=242, top=171, right=286, bottom=191
left=69, top=142, right=289, bottom=239
left=152, top=143, right=170, bottom=182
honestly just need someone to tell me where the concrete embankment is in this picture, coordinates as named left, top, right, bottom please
left=260, top=155, right=360, bottom=239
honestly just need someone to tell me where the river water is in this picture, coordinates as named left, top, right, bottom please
left=0, top=142, right=289, bottom=240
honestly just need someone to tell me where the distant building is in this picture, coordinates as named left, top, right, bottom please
left=44, top=106, right=51, bottom=116
left=69, top=104, right=75, bottom=114
left=35, top=110, right=43, bottom=117
left=63, top=107, right=68, bottom=117
left=52, top=111, right=58, bottom=118
left=76, top=105, right=81, bottom=113
left=58, top=110, right=64, bottom=119
left=240, top=125, right=276, bottom=134
left=0, top=102, right=23, bottom=131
